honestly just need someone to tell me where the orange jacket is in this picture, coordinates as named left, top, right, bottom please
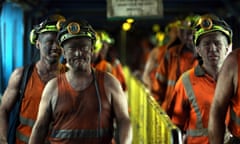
left=93, top=59, right=115, bottom=74
left=147, top=45, right=167, bottom=100
left=228, top=50, right=240, bottom=137
left=153, top=44, right=198, bottom=108
left=171, top=66, right=215, bottom=144
left=93, top=59, right=128, bottom=91
left=149, top=39, right=182, bottom=100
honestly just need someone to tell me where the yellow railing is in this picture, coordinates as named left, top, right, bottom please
left=123, top=66, right=182, bottom=144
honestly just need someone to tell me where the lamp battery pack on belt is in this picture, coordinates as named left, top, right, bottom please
left=7, top=63, right=34, bottom=144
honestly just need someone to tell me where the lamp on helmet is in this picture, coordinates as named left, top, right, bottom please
left=193, top=14, right=232, bottom=45
left=57, top=18, right=96, bottom=47
left=178, top=15, right=201, bottom=30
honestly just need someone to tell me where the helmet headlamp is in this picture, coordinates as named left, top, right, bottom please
left=67, top=22, right=81, bottom=34
left=57, top=19, right=96, bottom=47
left=56, top=18, right=66, bottom=30
left=198, top=17, right=213, bottom=30
left=194, top=14, right=232, bottom=45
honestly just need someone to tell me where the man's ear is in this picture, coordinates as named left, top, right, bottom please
left=91, top=46, right=94, bottom=56
left=62, top=48, right=66, bottom=59
left=91, top=45, right=94, bottom=52
left=35, top=40, right=40, bottom=49
left=195, top=46, right=201, bottom=56
left=227, top=43, right=232, bottom=55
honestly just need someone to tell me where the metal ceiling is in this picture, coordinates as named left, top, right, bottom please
left=40, top=0, right=240, bottom=29
left=2, top=0, right=240, bottom=31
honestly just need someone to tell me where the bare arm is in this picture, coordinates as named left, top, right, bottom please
left=0, top=68, right=23, bottom=143
left=142, top=47, right=159, bottom=88
left=104, top=73, right=132, bottom=144
left=208, top=51, right=238, bottom=143
left=29, top=78, right=57, bottom=144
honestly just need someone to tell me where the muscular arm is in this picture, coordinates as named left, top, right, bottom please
left=29, top=78, right=57, bottom=144
left=0, top=68, right=23, bottom=143
left=104, top=73, right=132, bottom=144
left=208, top=51, right=238, bottom=143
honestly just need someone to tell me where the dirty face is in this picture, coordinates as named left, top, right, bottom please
left=63, top=37, right=93, bottom=72
left=196, top=31, right=229, bottom=69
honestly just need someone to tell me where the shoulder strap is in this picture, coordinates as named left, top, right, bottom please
left=92, top=69, right=102, bottom=139
left=7, top=63, right=34, bottom=144
left=93, top=69, right=102, bottom=113
left=19, top=63, right=35, bottom=99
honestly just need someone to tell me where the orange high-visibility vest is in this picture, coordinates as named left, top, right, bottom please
left=15, top=65, right=67, bottom=144
left=171, top=66, right=215, bottom=144
left=50, top=71, right=114, bottom=143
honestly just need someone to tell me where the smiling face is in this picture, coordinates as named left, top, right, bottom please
left=37, top=32, right=62, bottom=64
left=62, top=37, right=93, bottom=72
left=196, top=31, right=229, bottom=70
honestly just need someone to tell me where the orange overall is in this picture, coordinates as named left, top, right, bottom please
left=171, top=66, right=215, bottom=144
left=154, top=44, right=198, bottom=110
left=93, top=59, right=128, bottom=91
left=93, top=59, right=115, bottom=74
left=149, top=45, right=167, bottom=100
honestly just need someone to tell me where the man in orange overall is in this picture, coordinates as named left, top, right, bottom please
left=142, top=20, right=181, bottom=100
left=29, top=18, right=132, bottom=144
left=94, top=30, right=128, bottom=143
left=170, top=14, right=232, bottom=144
left=92, top=31, right=115, bottom=73
left=0, top=14, right=66, bottom=144
left=153, top=15, right=200, bottom=108
left=93, top=31, right=127, bottom=92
